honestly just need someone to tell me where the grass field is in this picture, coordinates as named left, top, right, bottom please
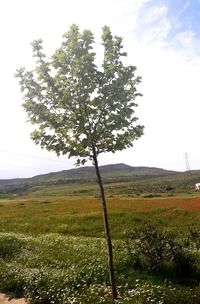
left=0, top=193, right=200, bottom=303
left=0, top=195, right=200, bottom=237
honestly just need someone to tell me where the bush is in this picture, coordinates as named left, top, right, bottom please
left=143, top=194, right=162, bottom=198
left=125, top=225, right=169, bottom=272
left=0, top=236, right=23, bottom=259
left=125, top=225, right=198, bottom=279
left=167, top=239, right=198, bottom=277
left=187, top=225, right=200, bottom=250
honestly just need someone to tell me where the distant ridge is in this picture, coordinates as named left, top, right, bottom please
left=1, top=164, right=200, bottom=196
left=0, top=163, right=179, bottom=186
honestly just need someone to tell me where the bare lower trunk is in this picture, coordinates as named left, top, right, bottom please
left=92, top=148, right=117, bottom=303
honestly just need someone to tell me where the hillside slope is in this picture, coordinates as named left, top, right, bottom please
left=29, top=163, right=178, bottom=183
left=0, top=163, right=179, bottom=194
left=1, top=164, right=200, bottom=196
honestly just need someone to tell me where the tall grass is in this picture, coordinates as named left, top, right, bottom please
left=0, top=197, right=200, bottom=237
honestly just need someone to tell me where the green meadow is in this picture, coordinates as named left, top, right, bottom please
left=0, top=184, right=200, bottom=303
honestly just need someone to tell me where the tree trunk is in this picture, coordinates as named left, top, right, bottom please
left=92, top=148, right=117, bottom=303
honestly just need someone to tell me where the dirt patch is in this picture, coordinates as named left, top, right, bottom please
left=0, top=294, right=28, bottom=304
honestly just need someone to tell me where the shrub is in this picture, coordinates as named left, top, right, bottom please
left=125, top=225, right=198, bottom=279
left=125, top=225, right=169, bottom=272
left=143, top=194, right=162, bottom=198
left=167, top=238, right=198, bottom=278
left=187, top=225, right=200, bottom=250
left=0, top=236, right=23, bottom=259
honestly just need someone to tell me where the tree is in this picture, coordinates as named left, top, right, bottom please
left=16, top=24, right=144, bottom=302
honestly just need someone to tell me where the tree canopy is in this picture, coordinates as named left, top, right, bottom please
left=16, top=24, right=144, bottom=166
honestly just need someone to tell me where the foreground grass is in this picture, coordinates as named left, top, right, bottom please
left=0, top=232, right=200, bottom=304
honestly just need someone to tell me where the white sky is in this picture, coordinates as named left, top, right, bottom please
left=0, top=0, right=200, bottom=178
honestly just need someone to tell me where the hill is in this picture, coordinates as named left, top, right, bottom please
left=0, top=163, right=178, bottom=186
left=1, top=163, right=200, bottom=197
left=29, top=163, right=178, bottom=183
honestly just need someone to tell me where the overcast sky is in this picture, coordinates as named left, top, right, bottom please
left=0, top=0, right=200, bottom=178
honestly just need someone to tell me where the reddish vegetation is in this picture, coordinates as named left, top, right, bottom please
left=2, top=196, right=200, bottom=216
left=1, top=196, right=200, bottom=237
left=108, top=197, right=200, bottom=212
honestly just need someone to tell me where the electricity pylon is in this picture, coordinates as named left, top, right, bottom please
left=184, top=152, right=191, bottom=175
